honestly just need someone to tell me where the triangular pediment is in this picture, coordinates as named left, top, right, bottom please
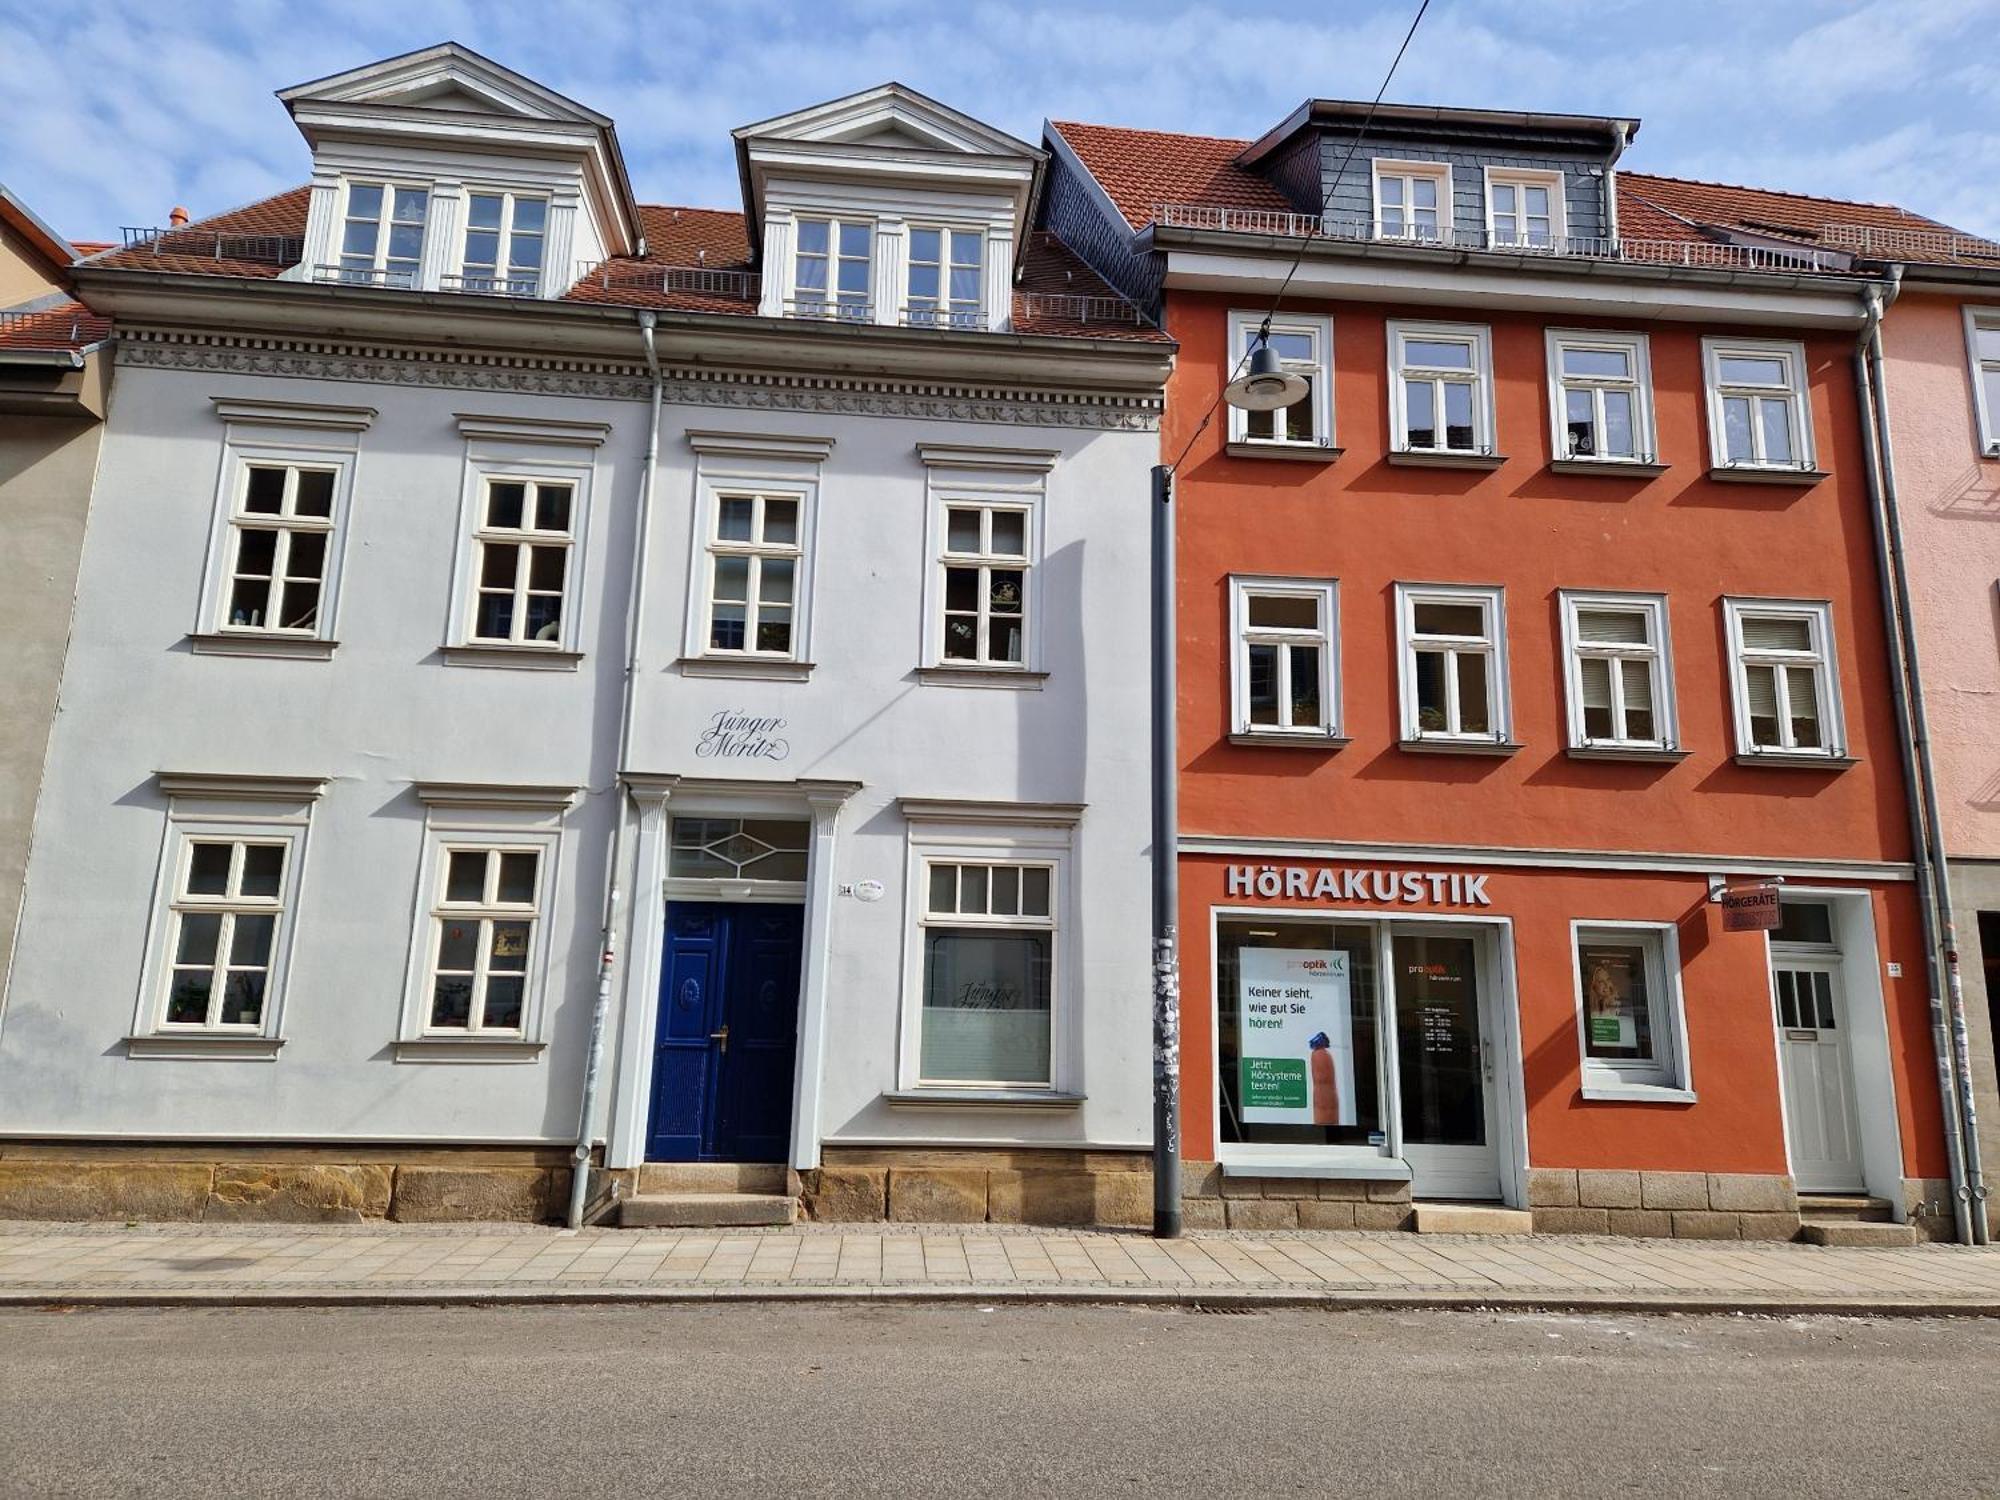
left=278, top=42, right=609, bottom=128
left=735, top=83, right=1038, bottom=161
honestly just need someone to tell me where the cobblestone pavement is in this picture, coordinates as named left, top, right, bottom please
left=2, top=1220, right=1998, bottom=1309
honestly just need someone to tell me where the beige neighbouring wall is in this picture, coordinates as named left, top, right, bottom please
left=0, top=408, right=103, bottom=991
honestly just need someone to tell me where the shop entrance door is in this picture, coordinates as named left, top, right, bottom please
left=1392, top=929, right=1502, bottom=1200
left=645, top=902, right=803, bottom=1163
left=1773, top=959, right=1865, bottom=1192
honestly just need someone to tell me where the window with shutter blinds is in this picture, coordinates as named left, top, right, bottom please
left=1725, top=599, right=1843, bottom=758
left=1560, top=593, right=1674, bottom=751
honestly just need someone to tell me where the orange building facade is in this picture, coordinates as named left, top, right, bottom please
left=1046, top=102, right=1968, bottom=1239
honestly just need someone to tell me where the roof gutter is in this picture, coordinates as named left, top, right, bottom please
left=1853, top=268, right=1989, bottom=1244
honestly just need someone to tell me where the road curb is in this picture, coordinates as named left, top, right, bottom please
left=4, top=1283, right=1996, bottom=1317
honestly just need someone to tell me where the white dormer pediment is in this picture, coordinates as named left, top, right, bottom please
left=279, top=42, right=610, bottom=128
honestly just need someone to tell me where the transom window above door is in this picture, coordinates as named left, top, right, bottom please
left=337, top=181, right=427, bottom=287
left=670, top=818, right=809, bottom=882
left=793, top=217, right=873, bottom=320
left=1374, top=160, right=1450, bottom=241
left=458, top=192, right=547, bottom=296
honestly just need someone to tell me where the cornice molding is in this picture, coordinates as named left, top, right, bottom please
left=118, top=329, right=1163, bottom=431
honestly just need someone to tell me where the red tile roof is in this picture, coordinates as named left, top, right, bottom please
left=1050, top=120, right=1288, bottom=231
left=89, top=187, right=310, bottom=277
left=1620, top=172, right=2000, bottom=266
left=0, top=299, right=112, bottom=353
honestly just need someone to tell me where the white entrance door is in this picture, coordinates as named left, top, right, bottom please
left=1773, top=960, right=1865, bottom=1192
left=1392, top=928, right=1503, bottom=1200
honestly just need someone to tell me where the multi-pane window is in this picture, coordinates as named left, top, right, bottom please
left=794, top=217, right=872, bottom=319
left=669, top=818, right=809, bottom=881
left=1704, top=340, right=1814, bottom=470
left=1227, top=312, right=1332, bottom=448
left=706, top=490, right=801, bottom=656
left=919, top=860, right=1055, bottom=1086
left=161, top=839, right=288, bottom=1031
left=338, top=182, right=428, bottom=287
left=1560, top=592, right=1675, bottom=751
left=1488, top=171, right=1560, bottom=247
left=1390, top=322, right=1494, bottom=455
left=1375, top=161, right=1449, bottom=240
left=1398, top=584, right=1508, bottom=743
left=1549, top=331, right=1654, bottom=462
left=1725, top=599, right=1843, bottom=757
left=223, top=463, right=336, bottom=633
left=1574, top=924, right=1687, bottom=1093
left=469, top=477, right=574, bottom=646
left=908, top=227, right=982, bottom=328
left=1230, top=577, right=1338, bottom=738
left=940, top=502, right=1029, bottom=666
left=461, top=192, right=547, bottom=295
left=1966, top=309, right=2000, bottom=455
left=426, top=847, right=541, bottom=1033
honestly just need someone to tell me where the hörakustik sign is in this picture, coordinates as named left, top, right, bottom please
left=1237, top=948, right=1356, bottom=1127
left=1226, top=865, right=1492, bottom=906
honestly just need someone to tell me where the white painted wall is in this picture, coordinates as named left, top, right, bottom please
left=0, top=353, right=1157, bottom=1157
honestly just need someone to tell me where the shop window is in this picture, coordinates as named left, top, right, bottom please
left=1226, top=310, right=1334, bottom=451
left=1702, top=338, right=1815, bottom=473
left=463, top=476, right=578, bottom=651
left=1229, top=577, right=1340, bottom=740
left=1396, top=582, right=1511, bottom=746
left=669, top=817, right=809, bottom=882
left=1547, top=330, right=1655, bottom=463
left=1559, top=591, right=1676, bottom=751
left=1723, top=598, right=1846, bottom=760
left=917, top=860, right=1056, bottom=1087
left=1572, top=922, right=1692, bottom=1098
left=217, top=461, right=341, bottom=637
left=703, top=490, right=805, bottom=657
left=1388, top=321, right=1496, bottom=456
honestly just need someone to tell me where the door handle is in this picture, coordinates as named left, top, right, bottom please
left=709, top=1024, right=729, bottom=1055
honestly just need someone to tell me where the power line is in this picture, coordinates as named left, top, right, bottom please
left=1167, top=0, right=1432, bottom=472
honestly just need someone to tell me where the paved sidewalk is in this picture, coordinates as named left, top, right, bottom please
left=3, top=1220, right=1998, bottom=1313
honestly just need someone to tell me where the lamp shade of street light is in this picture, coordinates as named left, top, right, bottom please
left=1222, top=340, right=1308, bottom=412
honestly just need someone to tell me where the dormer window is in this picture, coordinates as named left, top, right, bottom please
left=339, top=182, right=428, bottom=287
left=460, top=193, right=547, bottom=296
left=908, top=227, right=983, bottom=329
left=1373, top=160, right=1450, bottom=241
left=1486, top=169, right=1564, bottom=249
left=794, top=217, right=872, bottom=320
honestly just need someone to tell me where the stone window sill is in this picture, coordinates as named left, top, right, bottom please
left=1548, top=458, right=1669, bottom=479
left=1399, top=736, right=1523, bottom=757
left=676, top=656, right=815, bottom=682
left=1229, top=732, right=1351, bottom=750
left=125, top=1033, right=284, bottom=1060
left=1224, top=441, right=1343, bottom=464
left=1706, top=465, right=1830, bottom=486
left=187, top=632, right=338, bottom=661
left=1218, top=1152, right=1412, bottom=1182
left=393, top=1038, right=548, bottom=1064
left=440, top=645, right=583, bottom=672
left=1580, top=1082, right=1697, bottom=1104
left=882, top=1089, right=1084, bottom=1110
left=1732, top=751, right=1859, bottom=770
left=913, top=666, right=1050, bottom=691
left=1387, top=449, right=1507, bottom=470
left=1566, top=745, right=1691, bottom=764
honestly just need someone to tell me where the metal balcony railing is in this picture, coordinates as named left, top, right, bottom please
left=310, top=264, right=419, bottom=289
left=787, top=297, right=874, bottom=323
left=118, top=226, right=305, bottom=264
left=1013, top=292, right=1151, bottom=327
left=575, top=263, right=763, bottom=300
left=1814, top=223, right=2000, bottom=264
left=901, top=303, right=986, bottom=330
left=441, top=271, right=542, bottom=298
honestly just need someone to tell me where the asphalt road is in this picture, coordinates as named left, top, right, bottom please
left=1, top=1303, right=1994, bottom=1497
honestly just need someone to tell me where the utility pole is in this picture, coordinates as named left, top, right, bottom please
left=1151, top=463, right=1182, bottom=1238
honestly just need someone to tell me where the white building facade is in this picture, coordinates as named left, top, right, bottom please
left=0, top=47, right=1171, bottom=1226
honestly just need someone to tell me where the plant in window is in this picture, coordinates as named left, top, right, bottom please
left=428, top=848, right=539, bottom=1033
left=1407, top=596, right=1498, bottom=739
left=162, top=840, right=287, bottom=1030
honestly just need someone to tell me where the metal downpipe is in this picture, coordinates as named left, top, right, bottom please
left=567, top=310, right=665, bottom=1229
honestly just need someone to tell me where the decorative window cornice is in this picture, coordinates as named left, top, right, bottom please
left=211, top=396, right=378, bottom=430
left=454, top=412, right=613, bottom=446
left=412, top=781, right=581, bottom=810
left=155, top=772, right=330, bottom=802
left=686, top=430, right=837, bottom=461
left=898, top=797, right=1085, bottom=826
left=915, top=442, right=1059, bottom=472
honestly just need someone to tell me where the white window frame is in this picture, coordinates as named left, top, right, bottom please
left=335, top=178, right=429, bottom=288
left=419, top=844, right=549, bottom=1037
left=1228, top=575, right=1341, bottom=741
left=1558, top=590, right=1678, bottom=752
left=694, top=483, right=813, bottom=662
left=1226, top=309, right=1335, bottom=451
left=1722, top=597, right=1847, bottom=761
left=898, top=812, right=1078, bottom=1097
left=1372, top=158, right=1452, bottom=242
left=1484, top=166, right=1565, bottom=249
left=1570, top=920, right=1694, bottom=1101
left=1388, top=320, right=1497, bottom=456
left=1395, top=582, right=1511, bottom=746
left=905, top=223, right=985, bottom=329
left=396, top=786, right=571, bottom=1059
left=791, top=215, right=875, bottom=321
left=465, top=475, right=577, bottom=648
left=1702, top=338, right=1816, bottom=473
left=130, top=775, right=322, bottom=1058
left=457, top=189, right=549, bottom=296
left=1963, top=306, right=2000, bottom=457
left=1545, top=329, right=1657, bottom=465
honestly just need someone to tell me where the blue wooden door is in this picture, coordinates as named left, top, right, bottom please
left=646, top=903, right=803, bottom=1163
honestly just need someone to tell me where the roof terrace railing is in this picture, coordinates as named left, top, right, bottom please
left=118, top=226, right=305, bottom=264
left=576, top=262, right=763, bottom=300
left=0, top=308, right=91, bottom=345
left=1014, top=291, right=1151, bottom=327
left=1815, top=223, right=2000, bottom=264
left=1149, top=204, right=1855, bottom=273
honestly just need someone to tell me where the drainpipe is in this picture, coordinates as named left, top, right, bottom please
left=1854, top=273, right=1986, bottom=1243
left=566, top=309, right=666, bottom=1229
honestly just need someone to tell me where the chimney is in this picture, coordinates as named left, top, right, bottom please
left=168, top=205, right=191, bottom=227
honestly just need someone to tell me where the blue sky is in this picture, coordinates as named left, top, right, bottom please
left=2, top=0, right=1997, bottom=242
